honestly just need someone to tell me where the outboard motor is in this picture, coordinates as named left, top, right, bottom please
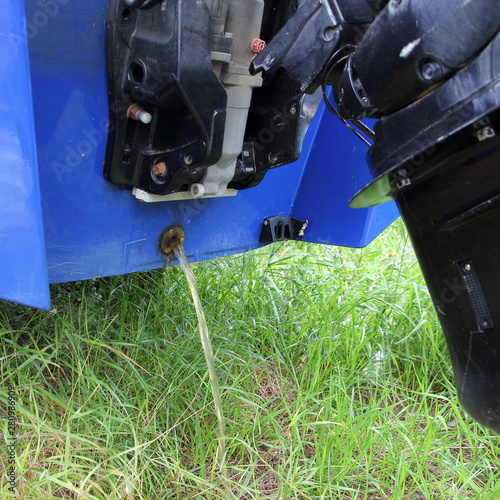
left=343, top=0, right=500, bottom=432
left=251, top=0, right=500, bottom=432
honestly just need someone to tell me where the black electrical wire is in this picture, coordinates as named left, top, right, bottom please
left=322, top=46, right=375, bottom=147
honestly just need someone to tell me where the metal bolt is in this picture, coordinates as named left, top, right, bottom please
left=128, top=104, right=152, bottom=124
left=476, top=126, right=496, bottom=142
left=475, top=117, right=491, bottom=128
left=397, top=178, right=411, bottom=188
left=421, top=60, right=442, bottom=82
left=183, top=153, right=193, bottom=165
left=323, top=26, right=338, bottom=42
left=153, top=161, right=167, bottom=178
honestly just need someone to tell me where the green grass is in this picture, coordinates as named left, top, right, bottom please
left=1, top=219, right=499, bottom=499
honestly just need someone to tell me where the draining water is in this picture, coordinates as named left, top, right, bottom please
left=172, top=243, right=228, bottom=479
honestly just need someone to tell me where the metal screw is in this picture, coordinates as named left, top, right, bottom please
left=397, top=178, right=411, bottom=188
left=323, top=27, right=338, bottom=42
left=128, top=104, right=152, bottom=124
left=476, top=126, right=496, bottom=142
left=183, top=153, right=193, bottom=165
left=153, top=161, right=167, bottom=178
left=421, top=61, right=442, bottom=82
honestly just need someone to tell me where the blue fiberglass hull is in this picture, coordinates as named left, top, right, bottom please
left=0, top=0, right=398, bottom=309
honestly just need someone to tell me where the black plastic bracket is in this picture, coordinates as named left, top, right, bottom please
left=259, top=216, right=308, bottom=244
left=104, top=0, right=227, bottom=195
left=249, top=0, right=372, bottom=94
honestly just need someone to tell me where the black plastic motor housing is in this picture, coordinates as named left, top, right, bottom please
left=334, top=0, right=500, bottom=119
left=105, top=0, right=228, bottom=195
left=350, top=31, right=500, bottom=432
left=396, top=131, right=500, bottom=432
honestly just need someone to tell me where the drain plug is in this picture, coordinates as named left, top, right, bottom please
left=158, top=224, right=185, bottom=256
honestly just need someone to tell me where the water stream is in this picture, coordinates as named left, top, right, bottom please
left=172, top=243, right=228, bottom=481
